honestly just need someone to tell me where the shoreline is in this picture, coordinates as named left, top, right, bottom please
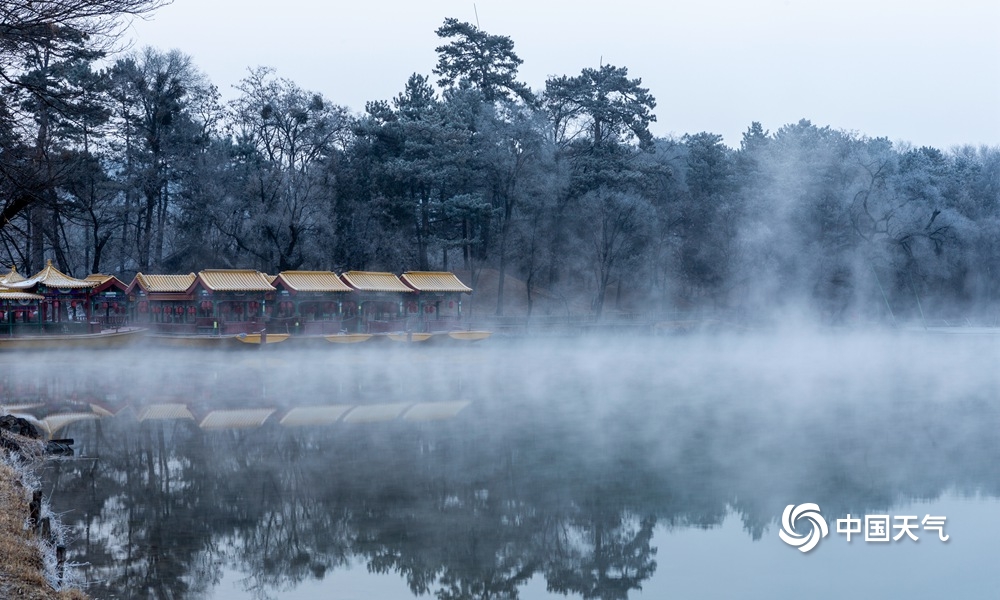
left=0, top=435, right=88, bottom=600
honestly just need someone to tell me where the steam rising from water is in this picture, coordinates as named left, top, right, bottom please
left=15, top=331, right=1000, bottom=598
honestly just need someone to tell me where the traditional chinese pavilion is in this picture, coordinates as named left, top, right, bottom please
left=190, top=269, right=275, bottom=335
left=0, top=287, right=43, bottom=335
left=399, top=271, right=472, bottom=331
left=0, top=267, right=38, bottom=333
left=339, top=271, right=415, bottom=333
left=127, top=273, right=198, bottom=332
left=86, top=274, right=129, bottom=328
left=1, top=266, right=25, bottom=286
left=5, top=260, right=99, bottom=332
left=270, top=271, right=354, bottom=335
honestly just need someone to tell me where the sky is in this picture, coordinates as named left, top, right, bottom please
left=123, top=0, right=1000, bottom=150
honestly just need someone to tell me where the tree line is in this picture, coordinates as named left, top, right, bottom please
left=3, top=5, right=999, bottom=321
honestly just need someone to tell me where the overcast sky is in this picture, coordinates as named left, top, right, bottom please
left=124, top=0, right=1000, bottom=150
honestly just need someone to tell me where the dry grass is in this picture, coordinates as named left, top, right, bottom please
left=0, top=450, right=88, bottom=600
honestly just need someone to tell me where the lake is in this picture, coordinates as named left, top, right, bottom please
left=19, top=331, right=1000, bottom=599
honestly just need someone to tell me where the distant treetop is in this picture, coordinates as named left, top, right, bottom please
left=433, top=17, right=535, bottom=105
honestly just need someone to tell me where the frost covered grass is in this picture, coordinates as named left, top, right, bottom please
left=0, top=439, right=88, bottom=600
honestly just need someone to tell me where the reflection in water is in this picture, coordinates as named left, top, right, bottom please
left=5, top=333, right=998, bottom=598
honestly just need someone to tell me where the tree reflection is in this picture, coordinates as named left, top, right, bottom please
left=45, top=410, right=663, bottom=600
left=546, top=511, right=656, bottom=600
left=47, top=420, right=223, bottom=599
left=21, top=338, right=1000, bottom=600
left=358, top=484, right=543, bottom=600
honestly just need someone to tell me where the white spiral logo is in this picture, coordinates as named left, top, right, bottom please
left=779, top=503, right=828, bottom=553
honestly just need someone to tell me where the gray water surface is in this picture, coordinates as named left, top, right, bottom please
left=22, top=332, right=1000, bottom=599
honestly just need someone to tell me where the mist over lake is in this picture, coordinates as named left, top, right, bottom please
left=8, top=331, right=992, bottom=599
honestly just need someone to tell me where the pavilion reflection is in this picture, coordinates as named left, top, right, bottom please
left=0, top=353, right=473, bottom=438
left=9, top=342, right=1000, bottom=600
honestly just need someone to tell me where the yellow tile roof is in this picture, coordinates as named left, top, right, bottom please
left=400, top=271, right=473, bottom=293
left=86, top=273, right=128, bottom=292
left=134, top=273, right=197, bottom=293
left=8, top=260, right=97, bottom=289
left=0, top=403, right=44, bottom=412
left=340, top=271, right=413, bottom=293
left=276, top=271, right=353, bottom=293
left=279, top=405, right=353, bottom=426
left=341, top=403, right=411, bottom=423
left=136, top=404, right=195, bottom=421
left=198, top=270, right=275, bottom=292
left=0, top=266, right=25, bottom=285
left=402, top=401, right=471, bottom=421
left=85, top=273, right=127, bottom=286
left=44, top=412, right=100, bottom=436
left=199, top=408, right=275, bottom=429
left=0, top=288, right=44, bottom=301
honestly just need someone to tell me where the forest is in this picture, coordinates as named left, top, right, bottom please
left=2, top=2, right=999, bottom=322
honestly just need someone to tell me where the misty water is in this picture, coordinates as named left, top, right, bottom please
left=13, top=331, right=1000, bottom=599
